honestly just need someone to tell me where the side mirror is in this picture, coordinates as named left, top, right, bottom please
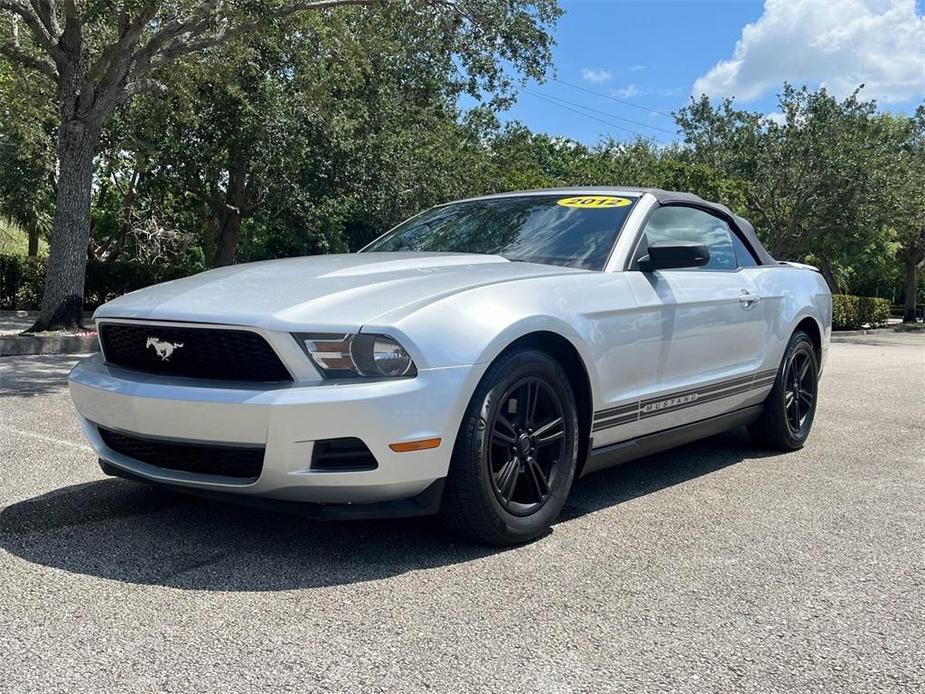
left=638, top=241, right=710, bottom=272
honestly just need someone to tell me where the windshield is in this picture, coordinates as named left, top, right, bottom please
left=361, top=194, right=639, bottom=270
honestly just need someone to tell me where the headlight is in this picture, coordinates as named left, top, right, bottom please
left=295, top=333, right=417, bottom=379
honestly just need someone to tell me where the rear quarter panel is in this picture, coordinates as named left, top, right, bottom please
left=749, top=265, right=832, bottom=375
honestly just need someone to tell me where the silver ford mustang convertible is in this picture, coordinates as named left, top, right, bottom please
left=69, top=188, right=832, bottom=544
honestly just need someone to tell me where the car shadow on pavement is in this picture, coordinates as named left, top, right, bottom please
left=0, top=354, right=85, bottom=398
left=0, top=429, right=776, bottom=591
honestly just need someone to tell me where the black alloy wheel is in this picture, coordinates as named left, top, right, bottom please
left=488, top=376, right=567, bottom=516
left=440, top=348, right=579, bottom=545
left=783, top=348, right=816, bottom=437
left=748, top=330, right=819, bottom=451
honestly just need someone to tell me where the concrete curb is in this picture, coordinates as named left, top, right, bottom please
left=0, top=333, right=99, bottom=357
left=831, top=327, right=923, bottom=339
left=0, top=310, right=95, bottom=319
left=831, top=328, right=895, bottom=337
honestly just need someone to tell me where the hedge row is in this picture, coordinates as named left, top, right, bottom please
left=0, top=253, right=196, bottom=310
left=832, top=294, right=891, bottom=330
left=0, top=255, right=44, bottom=309
left=0, top=254, right=897, bottom=333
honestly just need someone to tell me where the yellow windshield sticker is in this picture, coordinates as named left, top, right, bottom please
left=557, top=195, right=632, bottom=209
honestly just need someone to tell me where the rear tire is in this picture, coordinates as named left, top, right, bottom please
left=440, top=348, right=579, bottom=545
left=748, top=330, right=819, bottom=451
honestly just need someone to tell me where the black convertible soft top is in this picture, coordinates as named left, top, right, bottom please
left=632, top=187, right=775, bottom=266
left=472, top=186, right=777, bottom=266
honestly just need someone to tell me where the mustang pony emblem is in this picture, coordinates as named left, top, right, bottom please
left=146, top=337, right=184, bottom=361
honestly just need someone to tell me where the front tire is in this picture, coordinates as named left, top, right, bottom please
left=748, top=330, right=819, bottom=451
left=440, top=348, right=579, bottom=545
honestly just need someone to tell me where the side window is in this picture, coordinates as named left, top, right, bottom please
left=639, top=206, right=738, bottom=270
left=732, top=232, right=759, bottom=268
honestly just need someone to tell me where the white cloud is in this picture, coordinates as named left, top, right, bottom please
left=764, top=111, right=787, bottom=126
left=651, top=86, right=682, bottom=97
left=693, top=0, right=925, bottom=104
left=581, top=67, right=612, bottom=84
left=628, top=64, right=647, bottom=72
left=614, top=84, right=639, bottom=99
left=612, top=84, right=679, bottom=100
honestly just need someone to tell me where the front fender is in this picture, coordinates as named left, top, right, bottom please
left=362, top=273, right=617, bottom=401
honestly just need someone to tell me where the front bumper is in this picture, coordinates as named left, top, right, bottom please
left=69, top=353, right=483, bottom=506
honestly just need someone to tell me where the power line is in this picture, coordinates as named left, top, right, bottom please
left=526, top=91, right=662, bottom=144
left=553, top=78, right=677, bottom=119
left=523, top=88, right=678, bottom=136
left=523, top=90, right=666, bottom=144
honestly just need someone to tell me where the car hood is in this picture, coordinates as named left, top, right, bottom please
left=94, top=252, right=581, bottom=331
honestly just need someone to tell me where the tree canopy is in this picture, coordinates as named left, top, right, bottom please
left=0, top=2, right=923, bottom=324
left=0, top=0, right=561, bottom=329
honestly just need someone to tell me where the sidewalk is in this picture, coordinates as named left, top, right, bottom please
left=0, top=311, right=98, bottom=356
left=0, top=311, right=35, bottom=336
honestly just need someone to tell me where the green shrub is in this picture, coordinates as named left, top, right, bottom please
left=0, top=253, right=199, bottom=310
left=833, top=294, right=891, bottom=330
left=832, top=294, right=861, bottom=330
left=13, top=257, right=45, bottom=308
left=858, top=296, right=891, bottom=328
left=0, top=254, right=25, bottom=307
left=84, top=260, right=163, bottom=308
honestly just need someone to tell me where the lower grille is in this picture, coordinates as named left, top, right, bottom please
left=311, top=437, right=378, bottom=472
left=98, top=322, right=292, bottom=382
left=98, top=427, right=264, bottom=481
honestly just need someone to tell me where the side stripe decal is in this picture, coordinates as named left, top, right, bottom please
left=592, top=369, right=779, bottom=433
left=593, top=401, right=639, bottom=420
left=591, top=412, right=639, bottom=432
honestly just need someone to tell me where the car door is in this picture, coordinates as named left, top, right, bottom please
left=623, top=204, right=770, bottom=435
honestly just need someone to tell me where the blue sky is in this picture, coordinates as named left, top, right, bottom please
left=501, top=0, right=925, bottom=145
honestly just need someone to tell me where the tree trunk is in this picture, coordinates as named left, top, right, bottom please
left=202, top=216, right=217, bottom=267
left=27, top=228, right=39, bottom=257
left=212, top=150, right=248, bottom=267
left=899, top=229, right=925, bottom=324
left=818, top=257, right=839, bottom=293
left=99, top=167, right=141, bottom=263
left=29, top=119, right=99, bottom=331
left=902, top=256, right=920, bottom=323
left=213, top=206, right=243, bottom=267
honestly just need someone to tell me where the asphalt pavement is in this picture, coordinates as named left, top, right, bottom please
left=0, top=334, right=922, bottom=693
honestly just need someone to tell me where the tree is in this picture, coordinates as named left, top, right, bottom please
left=676, top=86, right=890, bottom=293
left=0, top=55, right=55, bottom=255
left=90, top=8, right=535, bottom=266
left=890, top=106, right=925, bottom=322
left=0, top=0, right=560, bottom=330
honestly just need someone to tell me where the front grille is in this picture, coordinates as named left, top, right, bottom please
left=99, top=322, right=291, bottom=382
left=311, top=437, right=378, bottom=472
left=98, top=427, right=264, bottom=480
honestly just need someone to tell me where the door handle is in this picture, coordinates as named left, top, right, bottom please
left=738, top=290, right=760, bottom=308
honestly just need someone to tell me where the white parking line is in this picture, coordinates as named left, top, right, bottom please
left=0, top=425, right=95, bottom=453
